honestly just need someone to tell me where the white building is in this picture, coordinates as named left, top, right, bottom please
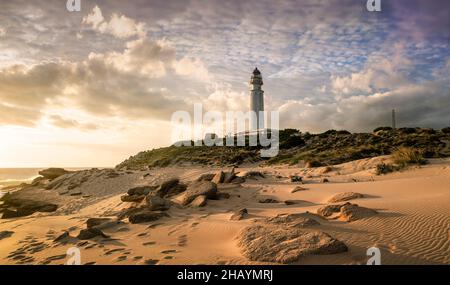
left=250, top=67, right=264, bottom=131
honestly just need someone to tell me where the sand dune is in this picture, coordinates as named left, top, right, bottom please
left=0, top=157, right=449, bottom=265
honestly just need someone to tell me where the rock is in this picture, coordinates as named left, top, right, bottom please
left=179, top=181, right=217, bottom=206
left=0, top=198, right=58, bottom=219
left=86, top=218, right=113, bottom=229
left=190, top=195, right=207, bottom=207
left=196, top=173, right=215, bottom=182
left=339, top=203, right=377, bottom=222
left=291, top=186, right=308, bottom=193
left=284, top=200, right=309, bottom=206
left=231, top=177, right=246, bottom=184
left=266, top=213, right=320, bottom=227
left=128, top=210, right=168, bottom=224
left=223, top=168, right=237, bottom=183
left=77, top=228, right=109, bottom=240
left=31, top=176, right=45, bottom=186
left=69, top=191, right=82, bottom=196
left=127, top=186, right=157, bottom=196
left=290, top=175, right=303, bottom=183
left=317, top=202, right=377, bottom=222
left=321, top=178, right=330, bottom=183
left=230, top=208, right=248, bottom=221
left=0, top=231, right=14, bottom=240
left=238, top=224, right=347, bottom=263
left=327, top=192, right=364, bottom=203
left=216, top=192, right=231, bottom=199
left=258, top=198, right=279, bottom=204
left=146, top=195, right=170, bottom=211
left=317, top=203, right=346, bottom=217
left=242, top=171, right=265, bottom=179
left=53, top=231, right=70, bottom=243
left=155, top=178, right=185, bottom=198
left=211, top=171, right=225, bottom=184
left=38, top=168, right=69, bottom=180
left=121, top=194, right=145, bottom=203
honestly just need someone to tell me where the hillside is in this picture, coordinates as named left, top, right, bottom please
left=116, top=127, right=450, bottom=169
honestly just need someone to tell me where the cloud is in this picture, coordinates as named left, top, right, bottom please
left=82, top=5, right=146, bottom=39
left=49, top=115, right=98, bottom=130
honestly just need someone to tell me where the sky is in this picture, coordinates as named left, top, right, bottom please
left=0, top=0, right=449, bottom=167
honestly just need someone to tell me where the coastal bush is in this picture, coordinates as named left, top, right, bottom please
left=392, top=147, right=427, bottom=166
left=375, top=163, right=396, bottom=175
left=373, top=126, right=393, bottom=132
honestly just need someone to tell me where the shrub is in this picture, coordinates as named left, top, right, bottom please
left=392, top=147, right=427, bottom=166
left=305, top=159, right=323, bottom=168
left=375, top=163, right=396, bottom=175
left=280, top=136, right=305, bottom=149
left=373, top=126, right=393, bottom=133
left=442, top=127, right=450, bottom=134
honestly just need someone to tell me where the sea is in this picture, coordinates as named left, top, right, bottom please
left=0, top=168, right=90, bottom=199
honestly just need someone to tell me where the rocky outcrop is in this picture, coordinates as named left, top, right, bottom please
left=38, top=168, right=69, bottom=180
left=0, top=197, right=58, bottom=219
left=317, top=202, right=377, bottom=222
left=242, top=171, right=265, bottom=179
left=146, top=195, right=170, bottom=211
left=328, top=192, right=364, bottom=203
left=211, top=171, right=225, bottom=184
left=0, top=231, right=14, bottom=240
left=128, top=210, right=169, bottom=224
left=196, top=173, right=215, bottom=182
left=178, top=181, right=217, bottom=206
left=77, top=228, right=109, bottom=240
left=121, top=194, right=145, bottom=203
left=230, top=208, right=248, bottom=221
left=190, top=195, right=207, bottom=207
left=238, top=224, right=347, bottom=263
left=266, top=213, right=320, bottom=228
left=127, top=186, right=158, bottom=196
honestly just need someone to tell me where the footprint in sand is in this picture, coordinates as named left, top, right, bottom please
left=161, top=249, right=177, bottom=254
left=115, top=255, right=127, bottom=262
left=142, top=241, right=156, bottom=246
left=137, top=232, right=148, bottom=237
left=177, top=235, right=188, bottom=247
left=133, top=256, right=143, bottom=260
left=163, top=256, right=174, bottom=260
left=104, top=248, right=125, bottom=255
left=144, top=259, right=159, bottom=265
left=84, top=261, right=96, bottom=265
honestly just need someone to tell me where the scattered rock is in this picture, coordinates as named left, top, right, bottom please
left=242, top=171, right=265, bottom=179
left=321, top=178, right=330, bottom=183
left=86, top=218, right=113, bottom=229
left=211, top=171, right=225, bottom=184
left=258, top=198, right=279, bottom=204
left=179, top=181, right=217, bottom=206
left=127, top=186, right=157, bottom=196
left=128, top=210, right=169, bottom=224
left=155, top=178, right=181, bottom=197
left=190, top=195, right=207, bottom=207
left=290, top=175, right=303, bottom=183
left=121, top=194, right=145, bottom=203
left=317, top=202, right=377, bottom=222
left=77, top=228, right=110, bottom=240
left=266, top=213, right=321, bottom=227
left=146, top=195, right=170, bottom=211
left=196, top=173, right=215, bottom=182
left=0, top=231, right=14, bottom=240
left=231, top=177, right=246, bottom=184
left=238, top=224, right=347, bottom=263
left=38, top=168, right=69, bottom=180
left=53, top=231, right=70, bottom=243
left=328, top=192, right=364, bottom=203
left=223, top=168, right=237, bottom=183
left=284, top=200, right=308, bottom=205
left=291, top=186, right=308, bottom=193
left=230, top=208, right=248, bottom=221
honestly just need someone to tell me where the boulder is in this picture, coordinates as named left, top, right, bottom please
left=230, top=208, right=248, bottom=221
left=86, top=218, right=113, bottom=229
left=196, top=173, right=216, bottom=182
left=53, top=231, right=70, bottom=243
left=258, top=198, right=279, bottom=204
left=327, top=192, right=364, bottom=203
left=0, top=198, right=58, bottom=219
left=291, top=186, right=308, bottom=193
left=266, top=213, right=320, bottom=228
left=179, top=181, right=217, bottom=206
left=38, top=168, right=69, bottom=180
left=223, top=168, right=237, bottom=183
left=238, top=224, right=347, bottom=263
left=146, top=195, right=170, bottom=211
left=121, top=194, right=145, bottom=203
left=128, top=210, right=168, bottom=224
left=77, top=228, right=109, bottom=240
left=0, top=230, right=14, bottom=240
left=127, top=186, right=158, bottom=196
left=317, top=202, right=377, bottom=222
left=155, top=178, right=186, bottom=198
left=290, top=175, right=303, bottom=183
left=190, top=195, right=207, bottom=207
left=211, top=171, right=225, bottom=184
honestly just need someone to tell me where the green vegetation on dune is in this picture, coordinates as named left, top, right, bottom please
left=116, top=127, right=450, bottom=170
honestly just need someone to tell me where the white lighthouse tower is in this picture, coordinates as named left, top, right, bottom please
left=250, top=67, right=264, bottom=131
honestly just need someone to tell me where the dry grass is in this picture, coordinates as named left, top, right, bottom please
left=392, top=147, right=427, bottom=166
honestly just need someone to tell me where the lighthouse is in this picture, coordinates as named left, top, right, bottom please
left=250, top=67, right=264, bottom=131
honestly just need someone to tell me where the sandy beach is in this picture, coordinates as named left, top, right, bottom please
left=1, top=156, right=449, bottom=265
